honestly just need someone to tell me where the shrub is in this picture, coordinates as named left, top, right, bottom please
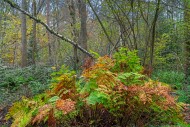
left=6, top=48, right=187, bottom=127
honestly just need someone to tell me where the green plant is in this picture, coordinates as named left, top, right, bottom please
left=0, top=66, right=50, bottom=87
left=152, top=70, right=190, bottom=103
left=0, top=65, right=52, bottom=107
left=6, top=48, right=187, bottom=127
left=113, top=47, right=142, bottom=73
left=152, top=70, right=184, bottom=90
left=79, top=53, right=185, bottom=126
left=117, top=72, right=145, bottom=85
left=6, top=67, right=77, bottom=127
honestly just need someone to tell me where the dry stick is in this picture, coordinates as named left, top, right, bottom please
left=106, top=0, right=133, bottom=49
left=87, top=0, right=114, bottom=48
left=3, top=0, right=93, bottom=58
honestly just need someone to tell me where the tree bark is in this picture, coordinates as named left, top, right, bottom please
left=31, top=0, right=37, bottom=65
left=184, top=0, right=190, bottom=92
left=78, top=0, right=88, bottom=61
left=46, top=0, right=52, bottom=65
left=68, top=0, right=79, bottom=70
left=149, top=0, right=161, bottom=68
left=21, top=0, right=27, bottom=67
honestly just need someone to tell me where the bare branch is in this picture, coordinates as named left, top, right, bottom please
left=3, top=0, right=93, bottom=58
left=87, top=0, right=114, bottom=47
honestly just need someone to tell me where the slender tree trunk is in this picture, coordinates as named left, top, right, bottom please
left=143, top=23, right=150, bottom=66
left=131, top=0, right=137, bottom=50
left=46, top=0, right=52, bottom=65
left=54, top=0, right=60, bottom=67
left=32, top=0, right=37, bottom=65
left=78, top=0, right=88, bottom=61
left=21, top=0, right=27, bottom=67
left=13, top=43, right=17, bottom=66
left=87, top=0, right=114, bottom=48
left=68, top=0, right=78, bottom=70
left=149, top=0, right=160, bottom=68
left=184, top=0, right=190, bottom=93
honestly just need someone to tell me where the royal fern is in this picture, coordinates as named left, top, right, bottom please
left=6, top=48, right=187, bottom=127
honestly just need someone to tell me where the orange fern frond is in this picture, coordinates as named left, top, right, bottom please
left=48, top=109, right=56, bottom=127
left=51, top=74, right=77, bottom=100
left=56, top=99, right=76, bottom=115
left=127, top=81, right=176, bottom=109
left=82, top=56, right=115, bottom=79
left=32, top=104, right=52, bottom=124
left=82, top=57, right=94, bottom=69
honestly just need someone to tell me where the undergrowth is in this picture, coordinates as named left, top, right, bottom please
left=152, top=70, right=190, bottom=103
left=5, top=48, right=188, bottom=127
left=0, top=66, right=52, bottom=106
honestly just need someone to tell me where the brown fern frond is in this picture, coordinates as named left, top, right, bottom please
left=82, top=57, right=94, bottom=69
left=51, top=74, right=77, bottom=100
left=127, top=81, right=176, bottom=109
left=56, top=99, right=76, bottom=115
left=32, top=104, right=52, bottom=124
left=48, top=109, right=56, bottom=127
left=141, top=65, right=153, bottom=77
left=82, top=56, right=115, bottom=79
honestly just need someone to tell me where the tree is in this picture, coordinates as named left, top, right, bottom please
left=1, top=0, right=187, bottom=76
left=46, top=0, right=52, bottom=65
left=68, top=0, right=79, bottom=70
left=87, top=0, right=114, bottom=53
left=78, top=0, right=88, bottom=61
left=184, top=0, right=190, bottom=93
left=149, top=0, right=161, bottom=69
left=21, top=0, right=27, bottom=67
left=28, top=0, right=37, bottom=65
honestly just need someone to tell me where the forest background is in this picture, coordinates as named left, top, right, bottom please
left=0, top=0, right=190, bottom=126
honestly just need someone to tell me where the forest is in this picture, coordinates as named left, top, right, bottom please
left=0, top=0, right=190, bottom=126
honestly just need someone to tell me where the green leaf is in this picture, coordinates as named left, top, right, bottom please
left=117, top=72, right=144, bottom=85
left=86, top=91, right=108, bottom=105
left=90, top=50, right=100, bottom=59
left=80, top=80, right=98, bottom=93
left=48, top=96, right=60, bottom=103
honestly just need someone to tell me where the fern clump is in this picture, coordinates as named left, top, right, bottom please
left=113, top=48, right=142, bottom=73
left=6, top=48, right=187, bottom=127
left=78, top=49, right=185, bottom=126
left=6, top=66, right=78, bottom=127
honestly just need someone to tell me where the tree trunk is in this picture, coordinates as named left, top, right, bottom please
left=21, top=0, right=27, bottom=67
left=149, top=0, right=160, bottom=69
left=30, top=0, right=37, bottom=65
left=68, top=0, right=79, bottom=71
left=78, top=0, right=88, bottom=61
left=46, top=0, right=52, bottom=65
left=55, top=0, right=60, bottom=67
left=184, top=0, right=190, bottom=93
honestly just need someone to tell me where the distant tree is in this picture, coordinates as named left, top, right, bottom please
left=68, top=0, right=79, bottom=70
left=184, top=0, right=190, bottom=91
left=46, top=0, right=52, bottom=65
left=78, top=0, right=88, bottom=61
left=28, top=0, right=37, bottom=65
left=21, top=0, right=27, bottom=67
left=149, top=0, right=161, bottom=70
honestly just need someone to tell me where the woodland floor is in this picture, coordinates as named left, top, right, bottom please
left=184, top=104, right=190, bottom=124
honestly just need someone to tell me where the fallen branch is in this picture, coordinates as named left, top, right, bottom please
left=3, top=0, right=93, bottom=58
